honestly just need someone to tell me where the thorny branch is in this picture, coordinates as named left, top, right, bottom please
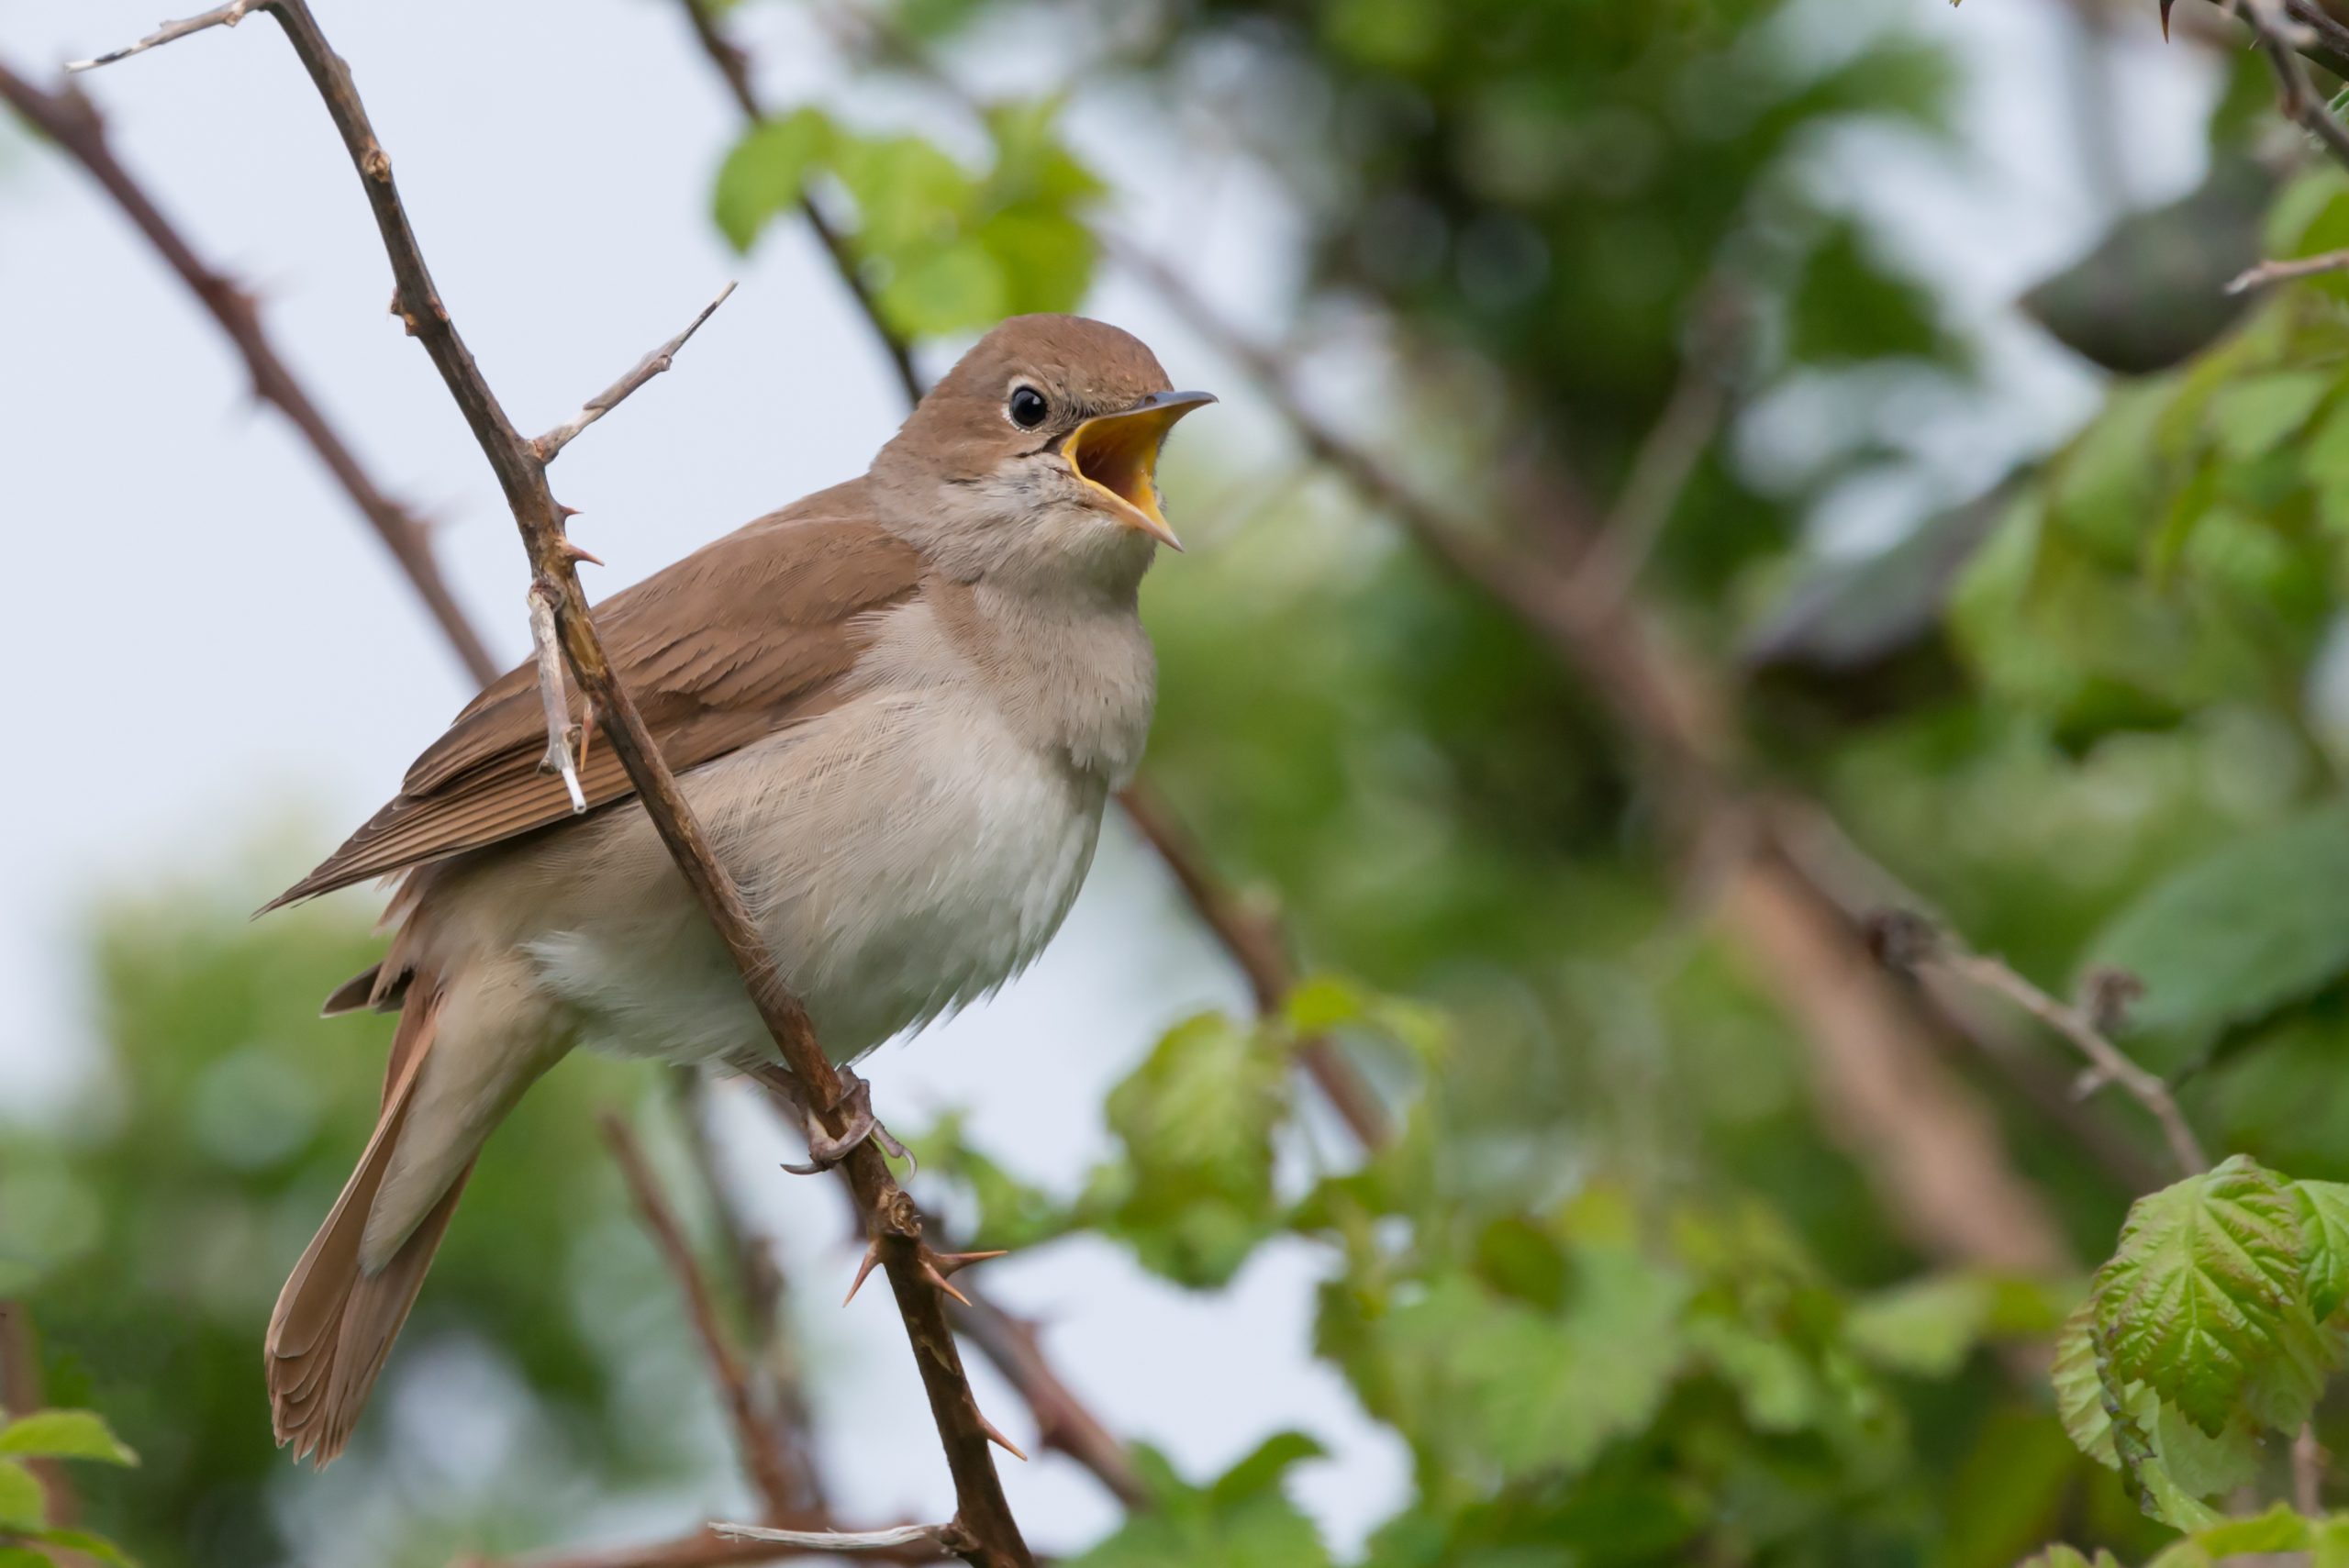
left=534, top=283, right=738, bottom=463
left=62, top=4, right=1029, bottom=1562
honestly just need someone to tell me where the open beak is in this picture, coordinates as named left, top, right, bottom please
left=1061, top=389, right=1217, bottom=551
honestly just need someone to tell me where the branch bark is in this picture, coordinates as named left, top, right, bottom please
left=61, top=5, right=1028, bottom=1560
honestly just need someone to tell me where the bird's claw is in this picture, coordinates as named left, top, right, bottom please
left=777, top=1068, right=912, bottom=1175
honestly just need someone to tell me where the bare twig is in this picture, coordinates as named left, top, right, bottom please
left=710, top=1522, right=949, bottom=1553
left=0, top=1301, right=76, bottom=1533
left=0, top=61, right=498, bottom=686
left=601, top=1113, right=805, bottom=1520
left=2298, top=1421, right=2327, bottom=1515
left=1869, top=912, right=2209, bottom=1177
left=480, top=1528, right=938, bottom=1568
left=68, top=3, right=1029, bottom=1560
left=2227, top=248, right=2349, bottom=293
left=2232, top=0, right=2349, bottom=170
left=529, top=580, right=588, bottom=815
left=65, top=0, right=262, bottom=73
left=1564, top=352, right=1728, bottom=614
left=534, top=282, right=737, bottom=462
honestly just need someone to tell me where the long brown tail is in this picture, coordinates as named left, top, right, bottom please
left=265, top=981, right=471, bottom=1465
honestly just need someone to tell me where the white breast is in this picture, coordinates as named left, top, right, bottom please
left=510, top=673, right=1112, bottom=1070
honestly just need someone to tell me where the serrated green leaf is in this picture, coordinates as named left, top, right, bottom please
left=0, top=1459, right=44, bottom=1531
left=2094, top=1156, right=2310, bottom=1436
left=0, top=1410, right=136, bottom=1466
left=712, top=107, right=833, bottom=252
left=2298, top=1181, right=2349, bottom=1319
left=2054, top=1297, right=2119, bottom=1468
left=2083, top=805, right=2349, bottom=1041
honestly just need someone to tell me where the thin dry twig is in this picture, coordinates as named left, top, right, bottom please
left=66, top=3, right=1030, bottom=1560
left=534, top=282, right=738, bottom=462
left=2232, top=0, right=2349, bottom=169
left=1869, top=911, right=2209, bottom=1178
left=710, top=1522, right=948, bottom=1553
left=601, top=1113, right=806, bottom=1520
left=529, top=580, right=588, bottom=814
left=0, top=61, right=498, bottom=686
left=2227, top=247, right=2349, bottom=294
left=65, top=0, right=262, bottom=73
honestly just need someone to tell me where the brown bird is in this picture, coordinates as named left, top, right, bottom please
left=262, top=314, right=1212, bottom=1462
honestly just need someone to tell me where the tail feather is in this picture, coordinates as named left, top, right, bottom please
left=267, top=982, right=462, bottom=1465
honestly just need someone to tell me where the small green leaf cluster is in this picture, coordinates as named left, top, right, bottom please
left=0, top=1407, right=138, bottom=1567
left=2055, top=1156, right=2349, bottom=1530
left=713, top=97, right=1102, bottom=337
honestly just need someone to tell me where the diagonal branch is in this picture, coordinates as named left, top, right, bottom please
left=62, top=4, right=1029, bottom=1561
left=601, top=1112, right=809, bottom=1519
left=0, top=60, right=499, bottom=688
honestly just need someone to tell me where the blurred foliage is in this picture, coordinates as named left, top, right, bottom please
left=34, top=0, right=2349, bottom=1562
left=0, top=885, right=735, bottom=1568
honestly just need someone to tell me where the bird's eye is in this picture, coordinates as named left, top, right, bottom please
left=1008, top=385, right=1049, bottom=428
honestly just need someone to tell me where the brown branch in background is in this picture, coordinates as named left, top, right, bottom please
left=0, top=1301, right=77, bottom=1534
left=66, top=4, right=1028, bottom=1561
left=601, top=1113, right=807, bottom=1521
left=1867, top=911, right=2209, bottom=1177
left=0, top=61, right=499, bottom=688
left=671, top=0, right=922, bottom=408
left=481, top=1527, right=937, bottom=1568
left=670, top=0, right=1397, bottom=1160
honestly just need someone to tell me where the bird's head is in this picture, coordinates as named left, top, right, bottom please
left=870, top=314, right=1215, bottom=590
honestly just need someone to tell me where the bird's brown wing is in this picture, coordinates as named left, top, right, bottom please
left=266, top=480, right=923, bottom=909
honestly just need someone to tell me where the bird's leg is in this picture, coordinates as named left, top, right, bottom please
left=764, top=1065, right=912, bottom=1175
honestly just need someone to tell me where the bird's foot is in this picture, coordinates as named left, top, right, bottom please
left=776, top=1067, right=912, bottom=1175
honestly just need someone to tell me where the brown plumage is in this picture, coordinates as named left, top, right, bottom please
left=261, top=314, right=1210, bottom=1464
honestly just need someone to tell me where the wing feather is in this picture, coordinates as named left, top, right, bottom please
left=265, top=482, right=921, bottom=910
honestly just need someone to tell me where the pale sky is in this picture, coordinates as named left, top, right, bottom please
left=0, top=0, right=2207, bottom=1558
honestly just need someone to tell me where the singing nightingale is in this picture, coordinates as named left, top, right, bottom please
left=261, top=314, right=1212, bottom=1462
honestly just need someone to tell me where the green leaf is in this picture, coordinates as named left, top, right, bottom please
left=0, top=1551, right=54, bottom=1568
left=831, top=133, right=975, bottom=257
left=2083, top=805, right=2349, bottom=1042
left=2194, top=1503, right=2311, bottom=1553
left=2016, top=1550, right=2123, bottom=1568
left=2054, top=1297, right=2120, bottom=1468
left=0, top=1459, right=44, bottom=1531
left=1102, top=1012, right=1294, bottom=1286
left=1208, top=1431, right=1325, bottom=1508
left=2297, top=1180, right=2349, bottom=1319
left=2094, top=1156, right=2310, bottom=1435
left=2207, top=371, right=2332, bottom=463
left=976, top=207, right=1097, bottom=317
left=876, top=238, right=1008, bottom=339
left=0, top=1410, right=136, bottom=1466
left=2315, top=1516, right=2349, bottom=1568
left=1843, top=1273, right=1994, bottom=1378
left=712, top=107, right=833, bottom=251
